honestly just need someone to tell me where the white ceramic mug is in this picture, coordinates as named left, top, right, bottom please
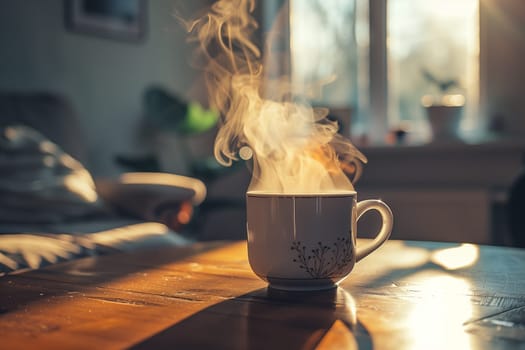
left=246, top=191, right=393, bottom=291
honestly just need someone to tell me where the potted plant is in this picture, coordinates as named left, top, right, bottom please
left=421, top=69, right=465, bottom=142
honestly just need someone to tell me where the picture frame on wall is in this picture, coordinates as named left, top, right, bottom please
left=65, top=0, right=147, bottom=43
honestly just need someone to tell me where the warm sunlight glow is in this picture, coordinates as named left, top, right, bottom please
left=316, top=320, right=358, bottom=350
left=420, top=95, right=434, bottom=108
left=0, top=223, right=187, bottom=276
left=315, top=288, right=358, bottom=349
left=88, top=222, right=170, bottom=247
left=442, top=94, right=466, bottom=107
left=0, top=234, right=82, bottom=270
left=120, top=172, right=206, bottom=205
left=421, top=94, right=466, bottom=108
left=185, top=0, right=366, bottom=194
left=370, top=241, right=430, bottom=268
left=63, top=172, right=99, bottom=203
left=431, top=244, right=479, bottom=270
left=430, top=0, right=477, bottom=19
left=406, top=273, right=473, bottom=350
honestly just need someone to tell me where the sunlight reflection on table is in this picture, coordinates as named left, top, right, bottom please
left=348, top=240, right=482, bottom=349
left=405, top=272, right=473, bottom=350
left=432, top=244, right=479, bottom=270
left=406, top=244, right=480, bottom=349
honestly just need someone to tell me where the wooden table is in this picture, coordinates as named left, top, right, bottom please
left=1, top=240, right=524, bottom=349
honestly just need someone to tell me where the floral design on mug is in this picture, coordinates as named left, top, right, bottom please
left=290, top=237, right=353, bottom=278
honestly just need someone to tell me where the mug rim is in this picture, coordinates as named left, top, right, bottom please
left=246, top=190, right=356, bottom=198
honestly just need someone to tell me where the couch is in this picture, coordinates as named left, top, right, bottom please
left=0, top=92, right=205, bottom=275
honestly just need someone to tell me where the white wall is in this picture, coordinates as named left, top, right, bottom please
left=0, top=0, right=208, bottom=176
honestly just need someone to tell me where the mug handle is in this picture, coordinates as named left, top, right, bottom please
left=355, top=199, right=393, bottom=262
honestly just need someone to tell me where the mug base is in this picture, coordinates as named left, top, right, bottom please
left=267, top=277, right=338, bottom=291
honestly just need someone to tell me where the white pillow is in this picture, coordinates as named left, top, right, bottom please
left=0, top=125, right=105, bottom=223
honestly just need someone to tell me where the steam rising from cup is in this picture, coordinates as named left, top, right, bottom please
left=183, top=0, right=366, bottom=194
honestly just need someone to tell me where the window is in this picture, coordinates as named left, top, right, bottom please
left=288, top=0, right=369, bottom=137
left=388, top=0, right=479, bottom=142
left=283, top=0, right=480, bottom=144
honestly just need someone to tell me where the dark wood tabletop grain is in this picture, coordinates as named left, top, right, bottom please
left=1, top=239, right=524, bottom=349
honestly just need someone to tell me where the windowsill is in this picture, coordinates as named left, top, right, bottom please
left=358, top=134, right=525, bottom=155
left=355, top=135, right=525, bottom=189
